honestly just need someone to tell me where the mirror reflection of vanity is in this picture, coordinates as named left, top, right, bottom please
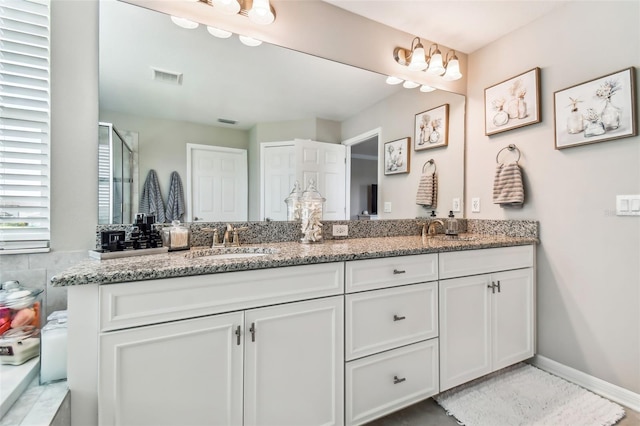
left=99, top=0, right=466, bottom=224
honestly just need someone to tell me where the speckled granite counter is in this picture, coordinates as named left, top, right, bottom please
left=51, top=234, right=537, bottom=287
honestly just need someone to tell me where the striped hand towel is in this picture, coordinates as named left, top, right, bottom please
left=165, top=171, right=186, bottom=222
left=139, top=169, right=166, bottom=223
left=493, top=162, right=524, bottom=207
left=416, top=172, right=438, bottom=209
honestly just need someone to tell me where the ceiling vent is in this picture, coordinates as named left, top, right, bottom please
left=151, top=67, right=183, bottom=85
left=217, top=118, right=237, bottom=125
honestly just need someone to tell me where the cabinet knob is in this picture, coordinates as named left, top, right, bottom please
left=393, top=314, right=406, bottom=321
left=393, top=269, right=406, bottom=275
left=393, top=375, right=406, bottom=384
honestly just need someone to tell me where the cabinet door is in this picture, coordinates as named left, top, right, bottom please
left=99, top=312, right=243, bottom=426
left=244, top=296, right=344, bottom=426
left=439, top=275, right=492, bottom=391
left=491, top=268, right=534, bottom=370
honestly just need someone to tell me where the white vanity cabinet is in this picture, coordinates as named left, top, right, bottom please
left=92, top=263, right=345, bottom=426
left=438, top=245, right=535, bottom=391
left=344, top=254, right=440, bottom=425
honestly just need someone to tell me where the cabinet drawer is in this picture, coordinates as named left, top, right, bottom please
left=345, top=254, right=438, bottom=293
left=439, top=245, right=534, bottom=279
left=345, top=339, right=439, bottom=426
left=345, top=282, right=437, bottom=360
left=99, top=262, right=344, bottom=331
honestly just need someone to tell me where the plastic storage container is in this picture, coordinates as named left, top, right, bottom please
left=40, top=310, right=68, bottom=384
left=0, top=281, right=43, bottom=366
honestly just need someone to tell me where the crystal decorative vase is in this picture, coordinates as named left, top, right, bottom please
left=600, top=99, right=620, bottom=131
left=567, top=110, right=584, bottom=134
left=584, top=120, right=606, bottom=138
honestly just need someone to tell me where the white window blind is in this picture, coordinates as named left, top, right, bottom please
left=0, top=0, right=51, bottom=253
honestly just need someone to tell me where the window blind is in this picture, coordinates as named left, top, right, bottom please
left=0, top=0, right=51, bottom=253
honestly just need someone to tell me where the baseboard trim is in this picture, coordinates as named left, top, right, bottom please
left=530, top=355, right=640, bottom=412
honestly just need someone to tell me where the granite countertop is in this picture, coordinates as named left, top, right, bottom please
left=50, top=234, right=538, bottom=287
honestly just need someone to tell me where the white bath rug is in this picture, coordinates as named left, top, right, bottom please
left=434, top=363, right=625, bottom=426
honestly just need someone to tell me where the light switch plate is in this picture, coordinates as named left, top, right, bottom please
left=452, top=198, right=461, bottom=212
left=471, top=198, right=480, bottom=213
left=383, top=202, right=392, bottom=213
left=332, top=224, right=348, bottom=236
left=616, top=195, right=640, bottom=216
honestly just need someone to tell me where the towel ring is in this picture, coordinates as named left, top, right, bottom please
left=422, top=159, right=437, bottom=174
left=496, top=144, right=521, bottom=164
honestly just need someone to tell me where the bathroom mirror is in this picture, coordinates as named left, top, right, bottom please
left=98, top=0, right=466, bottom=223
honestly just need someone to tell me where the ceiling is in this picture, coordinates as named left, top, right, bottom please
left=325, top=0, right=571, bottom=54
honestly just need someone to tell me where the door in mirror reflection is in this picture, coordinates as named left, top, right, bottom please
left=261, top=141, right=346, bottom=221
left=187, top=144, right=248, bottom=222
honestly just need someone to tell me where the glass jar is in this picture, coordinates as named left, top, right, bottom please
left=284, top=181, right=302, bottom=221
left=161, top=220, right=190, bottom=251
left=40, top=310, right=68, bottom=384
left=300, top=180, right=325, bottom=244
left=567, top=109, right=584, bottom=134
left=600, top=99, right=620, bottom=131
left=584, top=120, right=606, bottom=138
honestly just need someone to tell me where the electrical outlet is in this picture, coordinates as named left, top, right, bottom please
left=332, top=224, right=348, bottom=237
left=384, top=202, right=392, bottom=213
left=472, top=197, right=481, bottom=213
left=452, top=198, right=461, bottom=212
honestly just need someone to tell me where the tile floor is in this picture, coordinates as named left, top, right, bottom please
left=367, top=397, right=640, bottom=426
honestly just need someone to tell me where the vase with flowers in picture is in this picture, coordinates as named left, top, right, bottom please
left=596, top=79, right=621, bottom=131
left=583, top=108, right=605, bottom=138
left=507, top=78, right=527, bottom=119
left=566, top=97, right=584, bottom=134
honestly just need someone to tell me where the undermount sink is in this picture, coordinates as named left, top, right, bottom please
left=185, top=247, right=279, bottom=260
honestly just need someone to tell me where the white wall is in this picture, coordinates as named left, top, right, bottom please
left=466, top=1, right=639, bottom=392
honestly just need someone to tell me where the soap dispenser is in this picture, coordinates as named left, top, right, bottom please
left=446, top=211, right=459, bottom=236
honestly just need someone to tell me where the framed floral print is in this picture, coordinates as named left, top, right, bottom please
left=414, top=104, right=449, bottom=150
left=554, top=67, right=636, bottom=149
left=484, top=67, right=541, bottom=136
left=384, top=137, right=410, bottom=175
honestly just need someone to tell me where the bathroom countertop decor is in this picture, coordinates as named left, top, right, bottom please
left=52, top=234, right=538, bottom=287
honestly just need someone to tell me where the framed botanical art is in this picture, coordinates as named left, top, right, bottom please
left=554, top=67, right=636, bottom=149
left=384, top=137, right=410, bottom=175
left=484, top=67, right=541, bottom=136
left=414, top=104, right=449, bottom=150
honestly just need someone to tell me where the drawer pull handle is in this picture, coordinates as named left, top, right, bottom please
left=393, top=269, right=406, bottom=275
left=496, top=280, right=501, bottom=293
left=235, top=325, right=241, bottom=346
left=488, top=283, right=496, bottom=294
left=393, top=315, right=406, bottom=321
left=393, top=375, right=406, bottom=384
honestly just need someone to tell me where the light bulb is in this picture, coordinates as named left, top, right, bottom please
left=207, top=26, right=232, bottom=38
left=443, top=58, right=462, bottom=81
left=427, top=51, right=445, bottom=76
left=408, top=45, right=428, bottom=71
left=170, top=16, right=199, bottom=29
left=402, top=81, right=420, bottom=89
left=239, top=35, right=262, bottom=47
left=385, top=76, right=403, bottom=85
left=248, top=0, right=275, bottom=25
left=212, top=0, right=241, bottom=15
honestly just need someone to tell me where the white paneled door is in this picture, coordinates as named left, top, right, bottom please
left=187, top=144, right=247, bottom=222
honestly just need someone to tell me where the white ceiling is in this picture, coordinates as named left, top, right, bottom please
left=325, top=0, right=571, bottom=54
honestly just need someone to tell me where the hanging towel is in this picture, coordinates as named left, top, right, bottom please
left=165, top=171, right=185, bottom=222
left=416, top=172, right=438, bottom=209
left=139, top=169, right=166, bottom=223
left=493, top=162, right=524, bottom=207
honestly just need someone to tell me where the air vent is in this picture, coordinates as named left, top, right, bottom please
left=151, top=67, right=183, bottom=85
left=217, top=118, right=237, bottom=125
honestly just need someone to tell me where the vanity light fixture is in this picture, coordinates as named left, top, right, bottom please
left=393, top=36, right=462, bottom=81
left=207, top=0, right=276, bottom=24
left=420, top=85, right=436, bottom=93
left=385, top=76, right=403, bottom=85
left=402, top=81, right=420, bottom=89
left=247, top=0, right=275, bottom=25
left=212, top=0, right=241, bottom=15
